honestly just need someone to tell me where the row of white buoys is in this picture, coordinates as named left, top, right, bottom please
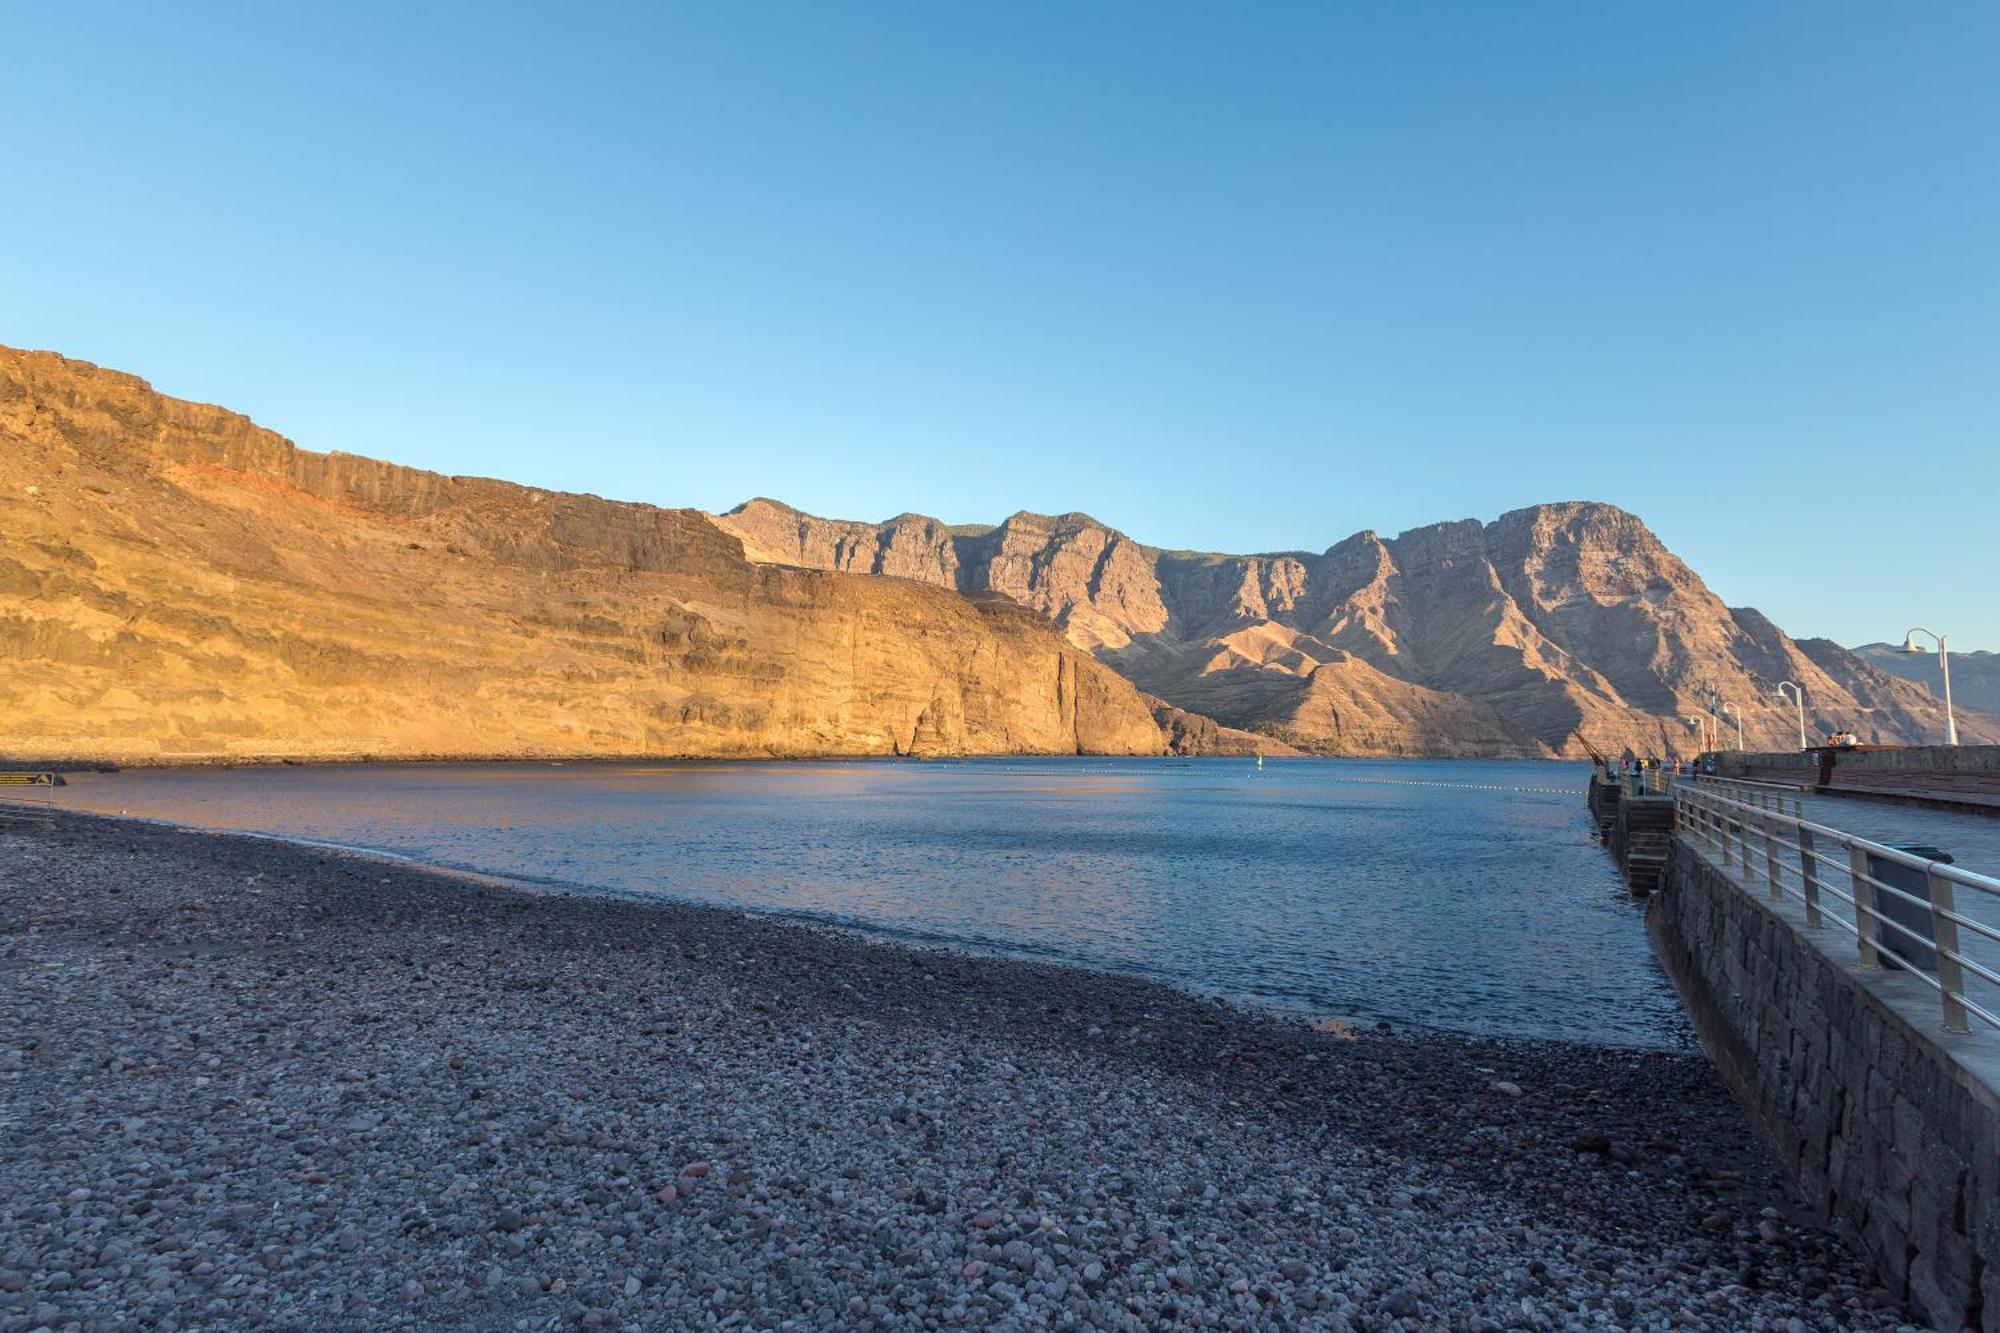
left=1258, top=764, right=1572, bottom=796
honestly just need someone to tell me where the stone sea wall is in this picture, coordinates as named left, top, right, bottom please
left=1648, top=839, right=2000, bottom=1330
left=1716, top=745, right=2000, bottom=779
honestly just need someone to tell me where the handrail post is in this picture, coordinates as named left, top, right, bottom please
left=1931, top=868, right=1969, bottom=1033
left=1798, top=826, right=1822, bottom=928
left=1670, top=784, right=1999, bottom=1031
left=1763, top=812, right=1783, bottom=901
left=1849, top=844, right=1881, bottom=969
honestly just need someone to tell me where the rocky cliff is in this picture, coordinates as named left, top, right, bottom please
left=1147, top=699, right=1298, bottom=758
left=716, top=499, right=1994, bottom=757
left=11, top=344, right=1977, bottom=765
left=0, top=348, right=1168, bottom=763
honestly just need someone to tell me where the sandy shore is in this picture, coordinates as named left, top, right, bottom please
left=0, top=811, right=1908, bottom=1331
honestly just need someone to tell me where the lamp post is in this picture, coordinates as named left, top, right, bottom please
left=1903, top=627, right=1959, bottom=746
left=1775, top=681, right=1807, bottom=752
left=1685, top=714, right=1714, bottom=754
left=1722, top=702, right=1744, bottom=751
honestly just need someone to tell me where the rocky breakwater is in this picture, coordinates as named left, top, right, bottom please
left=0, top=811, right=1916, bottom=1330
left=0, top=346, right=1165, bottom=763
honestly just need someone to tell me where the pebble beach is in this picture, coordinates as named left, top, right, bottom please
left=0, top=811, right=1913, bottom=1331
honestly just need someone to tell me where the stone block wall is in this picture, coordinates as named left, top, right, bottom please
left=1649, top=840, right=2000, bottom=1331
left=1609, top=794, right=1673, bottom=894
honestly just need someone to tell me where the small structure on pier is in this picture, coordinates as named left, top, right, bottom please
left=1588, top=764, right=1674, bottom=895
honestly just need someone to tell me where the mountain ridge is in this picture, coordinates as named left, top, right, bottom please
left=0, top=346, right=1170, bottom=764
left=5, top=343, right=1984, bottom=763
left=714, top=497, right=1993, bottom=757
left=1849, top=642, right=2000, bottom=717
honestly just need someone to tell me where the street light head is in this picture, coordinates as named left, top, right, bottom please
left=1904, top=636, right=1923, bottom=655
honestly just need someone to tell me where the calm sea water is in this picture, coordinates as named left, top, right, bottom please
left=57, top=757, right=1688, bottom=1048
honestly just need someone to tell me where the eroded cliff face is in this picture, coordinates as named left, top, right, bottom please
left=0, top=348, right=1166, bottom=763
left=12, top=344, right=1973, bottom=765
left=1147, top=699, right=1299, bottom=758
left=714, top=498, right=1991, bottom=758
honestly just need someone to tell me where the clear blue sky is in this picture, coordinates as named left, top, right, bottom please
left=5, top=3, right=1996, bottom=648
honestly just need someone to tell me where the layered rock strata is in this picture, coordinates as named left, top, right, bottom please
left=717, top=500, right=1992, bottom=757
left=0, top=348, right=1166, bottom=764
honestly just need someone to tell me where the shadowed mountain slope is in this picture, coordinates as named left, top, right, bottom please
left=1850, top=642, right=2000, bottom=718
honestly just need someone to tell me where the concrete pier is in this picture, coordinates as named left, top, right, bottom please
left=1649, top=812, right=2000, bottom=1330
left=1717, top=744, right=2000, bottom=816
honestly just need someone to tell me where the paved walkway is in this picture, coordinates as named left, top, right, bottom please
left=1795, top=788, right=2000, bottom=879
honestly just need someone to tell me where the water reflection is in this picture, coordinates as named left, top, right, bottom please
left=60, top=757, right=1686, bottom=1048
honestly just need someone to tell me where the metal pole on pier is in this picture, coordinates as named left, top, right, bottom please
left=1776, top=681, right=1806, bottom=752
left=1903, top=628, right=1958, bottom=746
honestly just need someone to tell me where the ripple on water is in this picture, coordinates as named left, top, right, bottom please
left=60, top=756, right=1689, bottom=1048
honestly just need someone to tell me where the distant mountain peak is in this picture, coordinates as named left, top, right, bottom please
left=1849, top=640, right=2000, bottom=716
left=712, top=491, right=1990, bottom=756
left=27, top=341, right=1974, bottom=763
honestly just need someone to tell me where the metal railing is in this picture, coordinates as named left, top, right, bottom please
left=1603, top=767, right=1801, bottom=799
left=1692, top=772, right=1806, bottom=814
left=0, top=771, right=62, bottom=817
left=1675, top=780, right=2000, bottom=1035
left=1598, top=765, right=1676, bottom=796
